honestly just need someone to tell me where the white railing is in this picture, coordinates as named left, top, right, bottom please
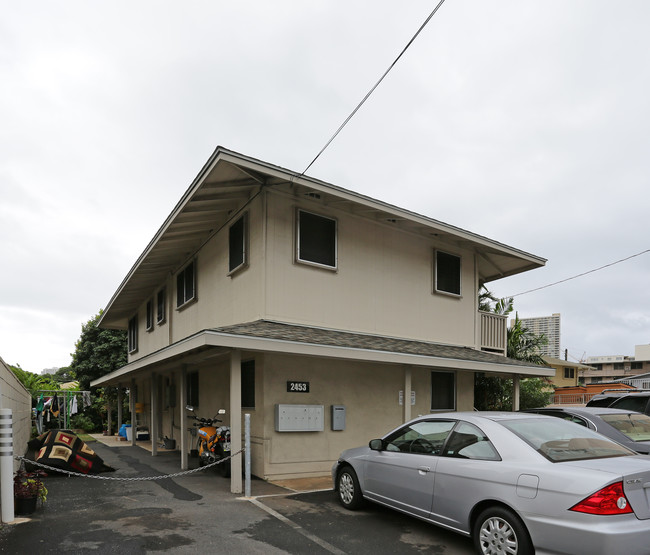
left=480, top=311, right=507, bottom=355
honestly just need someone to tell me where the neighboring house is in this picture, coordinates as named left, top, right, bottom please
left=0, top=356, right=32, bottom=471
left=92, top=147, right=551, bottom=491
left=542, top=356, right=592, bottom=389
left=582, top=345, right=650, bottom=384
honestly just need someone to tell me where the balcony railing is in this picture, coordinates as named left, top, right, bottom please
left=479, top=311, right=507, bottom=355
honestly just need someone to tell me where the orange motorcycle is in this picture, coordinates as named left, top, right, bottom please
left=186, top=405, right=231, bottom=477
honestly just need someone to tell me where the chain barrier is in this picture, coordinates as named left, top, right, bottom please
left=14, top=448, right=245, bottom=482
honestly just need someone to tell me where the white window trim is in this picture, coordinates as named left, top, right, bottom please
left=295, top=208, right=338, bottom=271
left=176, top=259, right=197, bottom=310
left=433, top=249, right=462, bottom=297
left=227, top=212, right=249, bottom=277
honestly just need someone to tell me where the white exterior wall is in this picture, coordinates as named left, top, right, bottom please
left=0, top=357, right=32, bottom=471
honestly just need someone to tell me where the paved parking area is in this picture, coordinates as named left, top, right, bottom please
left=1, top=439, right=472, bottom=554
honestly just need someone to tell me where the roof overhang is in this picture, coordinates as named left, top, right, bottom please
left=91, top=322, right=554, bottom=387
left=98, top=147, right=546, bottom=329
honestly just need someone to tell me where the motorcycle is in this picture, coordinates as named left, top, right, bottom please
left=186, top=405, right=231, bottom=477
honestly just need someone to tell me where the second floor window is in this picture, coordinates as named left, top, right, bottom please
left=157, top=288, right=166, bottom=324
left=435, top=250, right=461, bottom=296
left=128, top=315, right=138, bottom=353
left=146, top=299, right=154, bottom=331
left=296, top=209, right=337, bottom=269
left=229, top=213, right=248, bottom=274
left=176, top=260, right=196, bottom=308
left=564, top=368, right=575, bottom=379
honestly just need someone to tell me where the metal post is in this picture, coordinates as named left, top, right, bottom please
left=245, top=413, right=251, bottom=498
left=230, top=350, right=242, bottom=494
left=0, top=409, right=14, bottom=523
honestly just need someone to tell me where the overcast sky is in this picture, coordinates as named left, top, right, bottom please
left=2, top=1, right=649, bottom=374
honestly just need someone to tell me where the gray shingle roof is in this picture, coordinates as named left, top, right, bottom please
left=211, top=320, right=547, bottom=370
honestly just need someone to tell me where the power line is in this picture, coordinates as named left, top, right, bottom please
left=510, top=249, right=650, bottom=298
left=302, top=0, right=448, bottom=175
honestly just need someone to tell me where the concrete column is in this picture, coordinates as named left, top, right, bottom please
left=230, top=349, right=242, bottom=494
left=180, top=365, right=188, bottom=470
left=150, top=373, right=158, bottom=456
left=512, top=375, right=521, bottom=411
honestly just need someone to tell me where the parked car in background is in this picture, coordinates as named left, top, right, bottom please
left=523, top=407, right=650, bottom=455
left=332, top=412, right=650, bottom=555
left=586, top=389, right=636, bottom=407
left=608, top=391, right=650, bottom=415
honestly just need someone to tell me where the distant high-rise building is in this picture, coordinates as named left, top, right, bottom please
left=514, top=313, right=561, bottom=358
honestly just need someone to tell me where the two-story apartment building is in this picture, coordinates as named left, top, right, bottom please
left=92, top=147, right=551, bottom=492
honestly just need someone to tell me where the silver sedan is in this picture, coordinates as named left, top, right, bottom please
left=332, top=412, right=650, bottom=555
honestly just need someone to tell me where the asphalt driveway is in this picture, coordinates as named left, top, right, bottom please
left=0, top=439, right=472, bottom=554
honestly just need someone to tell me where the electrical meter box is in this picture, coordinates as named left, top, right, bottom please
left=331, top=405, right=346, bottom=431
left=275, top=404, right=324, bottom=432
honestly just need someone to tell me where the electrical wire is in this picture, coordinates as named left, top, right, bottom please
left=510, top=249, right=650, bottom=298
left=301, top=0, right=448, bottom=176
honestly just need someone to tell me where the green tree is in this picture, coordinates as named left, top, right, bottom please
left=474, top=290, right=553, bottom=410
left=70, top=310, right=127, bottom=391
left=10, top=364, right=59, bottom=396
left=68, top=310, right=128, bottom=432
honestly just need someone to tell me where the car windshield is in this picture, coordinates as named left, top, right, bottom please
left=501, top=417, right=635, bottom=462
left=600, top=413, right=650, bottom=442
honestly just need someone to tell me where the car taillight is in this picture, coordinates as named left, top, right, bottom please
left=570, top=482, right=633, bottom=515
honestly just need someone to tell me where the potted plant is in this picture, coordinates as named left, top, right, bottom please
left=14, top=468, right=48, bottom=515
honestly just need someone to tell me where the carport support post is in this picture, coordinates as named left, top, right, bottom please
left=180, top=365, right=188, bottom=470
left=512, top=375, right=520, bottom=411
left=151, top=373, right=158, bottom=456
left=117, top=386, right=123, bottom=433
left=230, top=349, right=242, bottom=494
left=130, top=378, right=137, bottom=446
left=0, top=409, right=14, bottom=523
left=403, top=367, right=412, bottom=423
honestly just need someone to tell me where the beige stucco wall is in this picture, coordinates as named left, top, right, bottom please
left=133, top=351, right=476, bottom=480
left=0, top=357, right=32, bottom=471
left=264, top=192, right=478, bottom=346
left=129, top=189, right=480, bottom=365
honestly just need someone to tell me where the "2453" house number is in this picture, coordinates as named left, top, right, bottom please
left=287, top=381, right=310, bottom=393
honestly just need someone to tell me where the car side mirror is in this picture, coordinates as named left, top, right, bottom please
left=369, top=439, right=384, bottom=451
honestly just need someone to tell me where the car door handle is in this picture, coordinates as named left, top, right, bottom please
left=417, top=466, right=431, bottom=474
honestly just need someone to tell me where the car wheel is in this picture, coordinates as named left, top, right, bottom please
left=473, top=506, right=533, bottom=555
left=337, top=466, right=364, bottom=510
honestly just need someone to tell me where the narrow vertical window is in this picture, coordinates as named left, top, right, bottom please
left=128, top=315, right=138, bottom=353
left=146, top=299, right=154, bottom=331
left=229, top=213, right=248, bottom=274
left=156, top=288, right=166, bottom=324
left=435, top=250, right=461, bottom=296
left=186, top=372, right=199, bottom=407
left=241, top=360, right=255, bottom=409
left=176, top=260, right=196, bottom=308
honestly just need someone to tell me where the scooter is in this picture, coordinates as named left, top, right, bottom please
left=186, top=405, right=231, bottom=477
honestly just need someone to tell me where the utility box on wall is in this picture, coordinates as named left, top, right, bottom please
left=275, top=404, right=324, bottom=432
left=331, top=405, right=346, bottom=431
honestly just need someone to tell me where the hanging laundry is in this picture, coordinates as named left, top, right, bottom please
left=50, top=395, right=60, bottom=418
left=82, top=391, right=91, bottom=408
left=69, top=395, right=78, bottom=416
left=35, top=394, right=45, bottom=434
